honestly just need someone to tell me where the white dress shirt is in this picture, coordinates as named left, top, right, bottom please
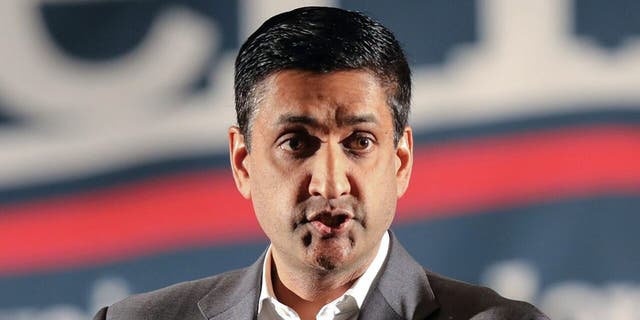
left=257, top=231, right=390, bottom=320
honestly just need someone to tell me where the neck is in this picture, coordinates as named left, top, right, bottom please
left=273, top=272, right=355, bottom=320
left=269, top=245, right=379, bottom=320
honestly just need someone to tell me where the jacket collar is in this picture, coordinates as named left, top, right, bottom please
left=197, top=251, right=264, bottom=320
left=196, top=231, right=439, bottom=320
left=358, top=231, right=440, bottom=319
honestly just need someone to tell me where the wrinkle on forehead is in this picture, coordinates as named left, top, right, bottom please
left=258, top=70, right=388, bottom=130
left=276, top=112, right=379, bottom=131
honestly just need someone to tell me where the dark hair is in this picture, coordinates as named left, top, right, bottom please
left=235, top=6, right=411, bottom=149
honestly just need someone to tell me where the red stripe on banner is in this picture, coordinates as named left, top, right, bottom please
left=0, top=174, right=260, bottom=275
left=1, top=124, right=640, bottom=275
left=399, top=125, right=640, bottom=217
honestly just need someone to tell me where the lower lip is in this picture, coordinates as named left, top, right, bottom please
left=310, top=218, right=352, bottom=236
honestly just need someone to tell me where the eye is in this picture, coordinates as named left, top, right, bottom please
left=281, top=136, right=304, bottom=152
left=343, top=132, right=376, bottom=152
left=278, top=132, right=320, bottom=157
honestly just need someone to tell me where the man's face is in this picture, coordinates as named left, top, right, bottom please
left=229, top=70, right=413, bottom=274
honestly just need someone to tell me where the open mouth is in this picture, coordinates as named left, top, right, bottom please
left=308, top=212, right=351, bottom=236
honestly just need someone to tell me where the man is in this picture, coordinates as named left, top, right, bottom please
left=94, top=6, right=549, bottom=320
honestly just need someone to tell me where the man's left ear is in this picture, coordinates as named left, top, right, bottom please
left=395, top=126, right=413, bottom=197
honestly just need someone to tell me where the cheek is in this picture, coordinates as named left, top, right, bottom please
left=249, top=159, right=305, bottom=223
left=251, top=190, right=290, bottom=240
left=358, top=155, right=399, bottom=222
left=249, top=153, right=288, bottom=194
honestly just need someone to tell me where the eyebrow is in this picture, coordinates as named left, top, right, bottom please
left=277, top=114, right=320, bottom=127
left=338, top=114, right=379, bottom=126
left=276, top=113, right=379, bottom=128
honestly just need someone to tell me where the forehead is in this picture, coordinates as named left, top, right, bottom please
left=255, top=70, right=391, bottom=126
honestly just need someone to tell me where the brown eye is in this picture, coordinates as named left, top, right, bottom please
left=278, top=132, right=321, bottom=158
left=355, top=136, right=371, bottom=149
left=343, top=133, right=375, bottom=152
left=281, top=137, right=304, bottom=151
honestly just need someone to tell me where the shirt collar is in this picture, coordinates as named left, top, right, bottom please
left=258, top=231, right=390, bottom=314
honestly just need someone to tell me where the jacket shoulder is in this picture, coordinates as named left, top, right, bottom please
left=425, top=270, right=548, bottom=320
left=102, top=268, right=248, bottom=320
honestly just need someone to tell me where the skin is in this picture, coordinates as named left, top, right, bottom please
left=229, top=70, right=413, bottom=319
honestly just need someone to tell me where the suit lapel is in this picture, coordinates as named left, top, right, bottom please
left=197, top=251, right=266, bottom=320
left=359, top=232, right=440, bottom=320
left=358, top=287, right=405, bottom=320
left=196, top=233, right=439, bottom=320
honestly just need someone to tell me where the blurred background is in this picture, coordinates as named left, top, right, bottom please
left=1, top=0, right=639, bottom=319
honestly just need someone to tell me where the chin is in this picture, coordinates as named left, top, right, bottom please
left=308, top=240, right=355, bottom=272
left=314, top=255, right=340, bottom=271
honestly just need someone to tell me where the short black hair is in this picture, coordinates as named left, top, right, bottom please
left=235, top=6, right=411, bottom=149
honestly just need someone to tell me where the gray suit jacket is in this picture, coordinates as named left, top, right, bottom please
left=94, top=233, right=549, bottom=319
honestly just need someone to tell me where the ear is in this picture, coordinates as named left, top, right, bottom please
left=395, top=126, right=413, bottom=198
left=229, top=126, right=251, bottom=199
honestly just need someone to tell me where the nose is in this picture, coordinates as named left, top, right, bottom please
left=308, top=143, right=351, bottom=199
